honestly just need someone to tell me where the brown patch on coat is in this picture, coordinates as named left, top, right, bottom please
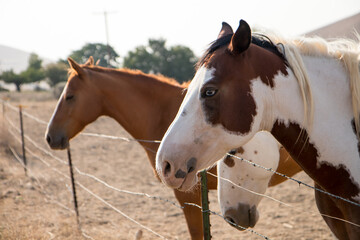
left=237, top=147, right=244, bottom=154
left=223, top=156, right=235, bottom=168
left=271, top=120, right=360, bottom=199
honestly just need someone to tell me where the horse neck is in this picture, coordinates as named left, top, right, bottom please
left=262, top=55, right=350, bottom=132
left=264, top=56, right=360, bottom=197
left=90, top=68, right=185, bottom=155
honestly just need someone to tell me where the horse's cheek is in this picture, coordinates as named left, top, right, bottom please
left=202, top=98, right=220, bottom=125
left=220, top=91, right=257, bottom=134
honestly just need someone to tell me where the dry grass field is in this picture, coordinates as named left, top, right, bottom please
left=0, top=91, right=334, bottom=239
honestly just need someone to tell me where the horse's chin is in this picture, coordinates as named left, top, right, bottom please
left=177, top=173, right=198, bottom=192
left=48, top=138, right=69, bottom=150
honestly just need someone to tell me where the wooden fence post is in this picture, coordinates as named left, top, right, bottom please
left=200, top=169, right=211, bottom=240
left=2, top=100, right=5, bottom=132
left=67, top=146, right=80, bottom=229
left=18, top=105, right=27, bottom=176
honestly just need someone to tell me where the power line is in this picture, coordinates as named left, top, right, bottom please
left=93, top=11, right=117, bottom=67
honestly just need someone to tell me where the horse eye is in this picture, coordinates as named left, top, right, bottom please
left=204, top=88, right=217, bottom=97
left=65, top=95, right=74, bottom=101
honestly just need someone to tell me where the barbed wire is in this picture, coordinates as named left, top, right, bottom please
left=6, top=132, right=95, bottom=240
left=80, top=132, right=161, bottom=143
left=207, top=171, right=360, bottom=228
left=180, top=202, right=271, bottom=240
left=4, top=99, right=360, bottom=238
left=3, top=108, right=272, bottom=239
left=6, top=126, right=168, bottom=240
left=227, top=153, right=360, bottom=209
left=3, top=101, right=161, bottom=144
left=6, top=100, right=360, bottom=210
left=10, top=113, right=360, bottom=231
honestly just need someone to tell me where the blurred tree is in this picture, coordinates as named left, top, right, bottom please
left=123, top=39, right=197, bottom=83
left=68, top=43, right=119, bottom=68
left=45, top=61, right=68, bottom=87
left=20, top=53, right=45, bottom=86
left=0, top=69, right=26, bottom=92
left=28, top=53, right=42, bottom=69
left=0, top=53, right=44, bottom=92
left=164, top=45, right=198, bottom=82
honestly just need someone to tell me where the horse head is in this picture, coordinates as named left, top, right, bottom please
left=217, top=131, right=279, bottom=229
left=45, top=57, right=103, bottom=149
left=156, top=20, right=287, bottom=191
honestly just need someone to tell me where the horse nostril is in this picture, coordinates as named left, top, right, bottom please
left=46, top=135, right=51, bottom=144
left=186, top=157, right=197, bottom=173
left=163, top=161, right=172, bottom=177
left=225, top=216, right=235, bottom=225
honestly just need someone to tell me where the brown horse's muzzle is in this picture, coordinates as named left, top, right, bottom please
left=45, top=130, right=69, bottom=150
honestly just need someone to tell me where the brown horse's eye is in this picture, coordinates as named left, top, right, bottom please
left=65, top=95, right=74, bottom=101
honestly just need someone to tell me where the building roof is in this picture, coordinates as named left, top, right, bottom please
left=306, top=12, right=360, bottom=40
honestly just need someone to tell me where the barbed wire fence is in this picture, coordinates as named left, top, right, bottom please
left=1, top=99, right=359, bottom=239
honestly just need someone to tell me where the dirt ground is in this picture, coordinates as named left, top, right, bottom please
left=0, top=91, right=335, bottom=240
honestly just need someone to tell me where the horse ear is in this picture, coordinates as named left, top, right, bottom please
left=95, top=59, right=101, bottom=66
left=229, top=19, right=251, bottom=54
left=217, top=22, right=233, bottom=39
left=84, top=56, right=94, bottom=66
left=68, top=57, right=85, bottom=76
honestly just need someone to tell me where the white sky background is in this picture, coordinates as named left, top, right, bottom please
left=1, top=0, right=359, bottom=61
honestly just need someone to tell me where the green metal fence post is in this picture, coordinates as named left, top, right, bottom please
left=200, top=169, right=211, bottom=240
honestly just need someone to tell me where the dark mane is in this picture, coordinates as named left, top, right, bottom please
left=196, top=33, right=286, bottom=68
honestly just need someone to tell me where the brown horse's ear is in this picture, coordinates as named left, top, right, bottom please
left=84, top=56, right=94, bottom=66
left=217, top=22, right=233, bottom=39
left=95, top=59, right=101, bottom=66
left=68, top=57, right=85, bottom=76
left=229, top=19, right=251, bottom=55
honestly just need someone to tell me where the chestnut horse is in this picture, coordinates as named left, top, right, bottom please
left=45, top=57, right=301, bottom=238
left=156, top=20, right=360, bottom=239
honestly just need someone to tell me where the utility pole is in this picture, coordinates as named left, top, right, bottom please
left=94, top=11, right=116, bottom=67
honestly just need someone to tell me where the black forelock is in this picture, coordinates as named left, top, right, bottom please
left=196, top=33, right=286, bottom=69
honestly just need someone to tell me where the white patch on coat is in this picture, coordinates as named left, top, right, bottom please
left=251, top=56, right=360, bottom=198
left=218, top=131, right=280, bottom=215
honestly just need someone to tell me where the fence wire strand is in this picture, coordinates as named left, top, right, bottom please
left=227, top=153, right=360, bottom=209
left=3, top=106, right=272, bottom=239
left=6, top=134, right=95, bottom=240
left=4, top=100, right=360, bottom=239
left=6, top=103, right=360, bottom=210
left=4, top=101, right=161, bottom=144
left=6, top=126, right=168, bottom=240
left=207, top=171, right=360, bottom=229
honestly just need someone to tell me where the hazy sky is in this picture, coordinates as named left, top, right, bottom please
left=1, top=0, right=359, bottom=61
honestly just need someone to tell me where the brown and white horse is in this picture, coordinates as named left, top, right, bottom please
left=156, top=20, right=360, bottom=239
left=45, top=57, right=301, bottom=237
left=217, top=131, right=298, bottom=229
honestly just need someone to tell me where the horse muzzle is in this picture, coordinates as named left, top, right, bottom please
left=224, top=203, right=259, bottom=230
left=157, top=156, right=198, bottom=191
left=45, top=131, right=69, bottom=150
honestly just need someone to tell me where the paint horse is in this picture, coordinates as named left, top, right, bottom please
left=45, top=57, right=301, bottom=238
left=217, top=130, right=297, bottom=229
left=156, top=20, right=360, bottom=239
